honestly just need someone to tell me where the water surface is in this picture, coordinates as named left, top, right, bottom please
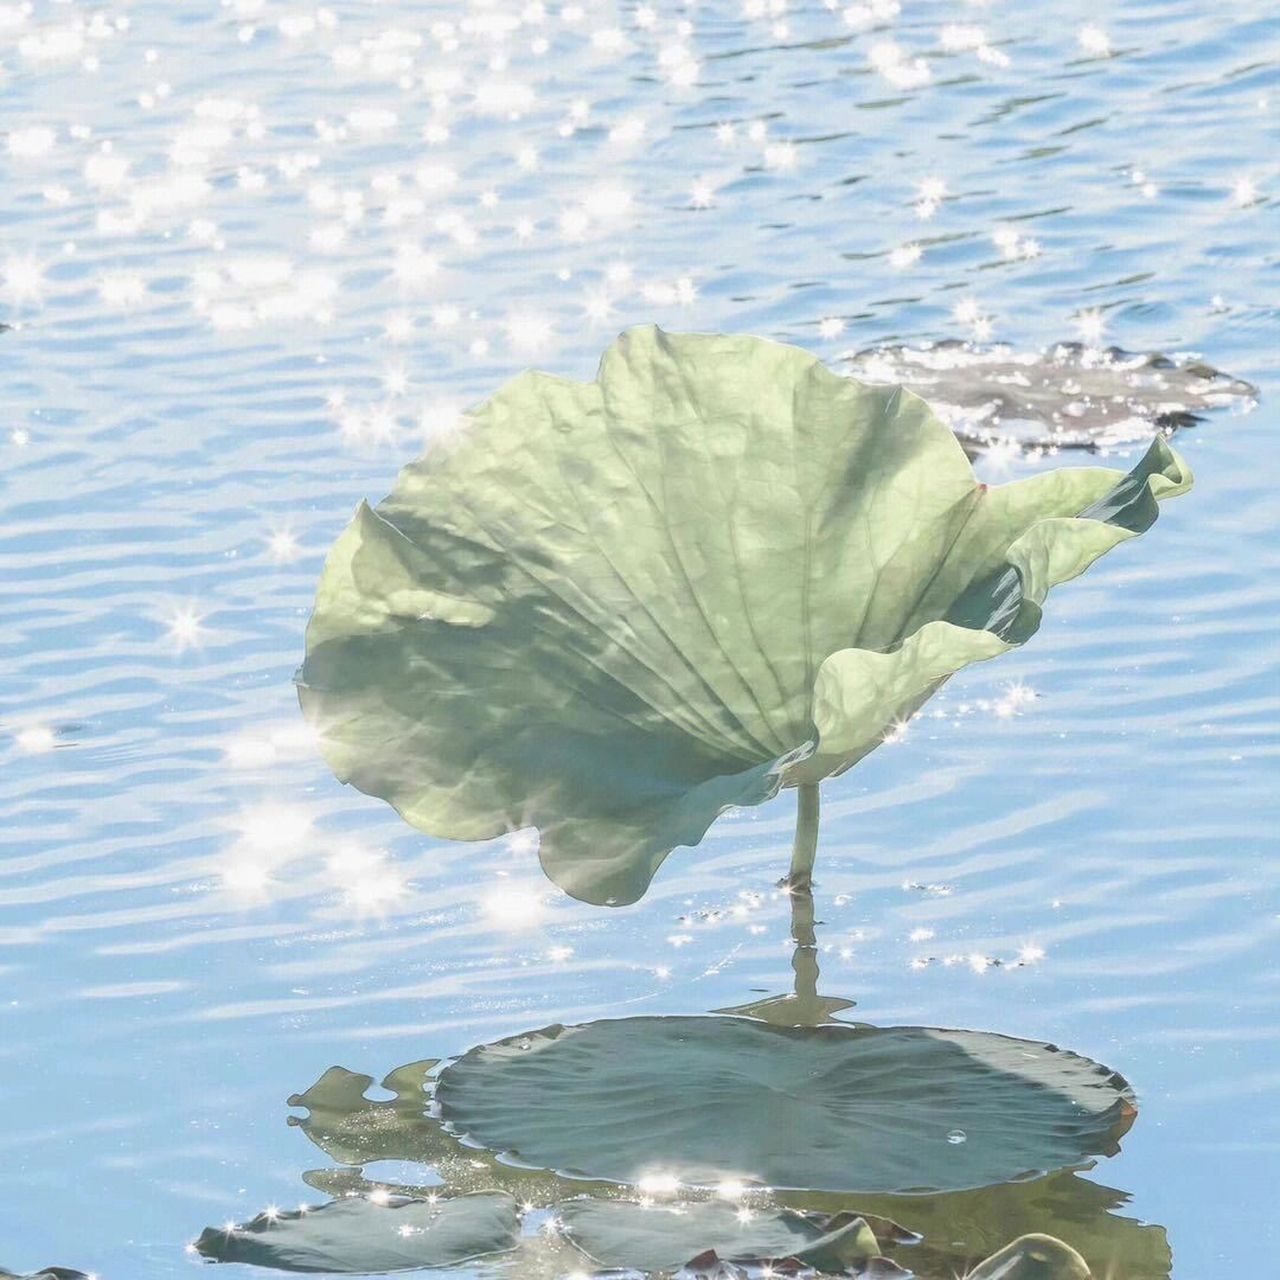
left=1, top=0, right=1277, bottom=1276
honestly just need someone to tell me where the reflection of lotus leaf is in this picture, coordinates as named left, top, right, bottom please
left=286, top=1061, right=442, bottom=1169
left=967, top=1233, right=1090, bottom=1280
left=280, top=1062, right=1170, bottom=1278
left=434, top=1015, right=1135, bottom=1195
left=0, top=1268, right=90, bottom=1280
left=555, top=1197, right=881, bottom=1273
left=192, top=1193, right=519, bottom=1273
left=846, top=340, right=1255, bottom=453
left=789, top=1171, right=1171, bottom=1280
left=298, top=326, right=1191, bottom=905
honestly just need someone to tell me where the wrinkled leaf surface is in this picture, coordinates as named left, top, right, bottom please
left=300, top=327, right=1190, bottom=904
left=435, top=1015, right=1135, bottom=1195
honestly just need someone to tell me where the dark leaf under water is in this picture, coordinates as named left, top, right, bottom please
left=555, top=1197, right=882, bottom=1273
left=967, top=1233, right=1090, bottom=1280
left=276, top=1049, right=1171, bottom=1279
left=0, top=1268, right=91, bottom=1280
left=433, top=1015, right=1136, bottom=1195
left=845, top=340, right=1256, bottom=453
left=193, top=1192, right=519, bottom=1273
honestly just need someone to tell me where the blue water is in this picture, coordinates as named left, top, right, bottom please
left=1, top=1, right=1276, bottom=1276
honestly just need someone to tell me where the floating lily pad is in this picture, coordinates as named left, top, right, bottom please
left=299, top=327, right=1190, bottom=905
left=556, top=1197, right=880, bottom=1273
left=434, top=1015, right=1135, bottom=1195
left=845, top=340, right=1255, bottom=453
left=193, top=1192, right=519, bottom=1273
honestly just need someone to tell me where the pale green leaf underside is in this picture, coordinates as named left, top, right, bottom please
left=298, top=327, right=1191, bottom=905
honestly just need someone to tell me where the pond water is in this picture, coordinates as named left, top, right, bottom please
left=1, top=1, right=1277, bottom=1277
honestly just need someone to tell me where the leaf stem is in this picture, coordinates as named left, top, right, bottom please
left=789, top=782, right=820, bottom=894
left=789, top=783, right=820, bottom=1000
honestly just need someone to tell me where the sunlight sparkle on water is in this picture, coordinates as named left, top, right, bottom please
left=1075, top=308, right=1107, bottom=345
left=164, top=604, right=205, bottom=652
left=482, top=883, right=549, bottom=930
left=504, top=310, right=554, bottom=353
left=98, top=273, right=148, bottom=308
left=868, top=40, right=931, bottom=90
left=15, top=725, right=57, bottom=754
left=267, top=526, right=301, bottom=563
left=326, top=845, right=407, bottom=914
left=1232, top=176, right=1259, bottom=207
left=637, top=1172, right=681, bottom=1196
left=1077, top=25, right=1112, bottom=57
left=1, top=255, right=46, bottom=305
left=889, top=242, right=922, bottom=269
left=234, top=803, right=314, bottom=853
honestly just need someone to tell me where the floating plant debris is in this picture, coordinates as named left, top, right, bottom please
left=845, top=340, right=1255, bottom=453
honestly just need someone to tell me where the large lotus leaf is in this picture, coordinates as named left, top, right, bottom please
left=298, top=326, right=1191, bottom=904
left=846, top=340, right=1255, bottom=453
left=434, top=1015, right=1134, bottom=1196
left=193, top=1192, right=519, bottom=1273
left=555, top=1197, right=879, bottom=1273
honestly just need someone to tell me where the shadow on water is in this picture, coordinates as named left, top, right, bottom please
left=195, top=880, right=1171, bottom=1278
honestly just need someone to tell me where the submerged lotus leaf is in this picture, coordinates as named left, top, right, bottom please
left=192, top=1192, right=519, bottom=1273
left=433, top=1015, right=1135, bottom=1196
left=299, top=326, right=1191, bottom=905
left=846, top=340, right=1255, bottom=453
left=556, top=1198, right=879, bottom=1273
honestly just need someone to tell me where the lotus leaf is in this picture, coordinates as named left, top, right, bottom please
left=967, top=1233, right=1090, bottom=1280
left=846, top=340, right=1255, bottom=453
left=192, top=1192, right=519, bottom=1273
left=555, top=1197, right=879, bottom=1273
left=0, top=1268, right=90, bottom=1280
left=286, top=1061, right=442, bottom=1168
left=778, top=1165, right=1169, bottom=1278
left=434, top=1014, right=1134, bottom=1195
left=298, top=327, right=1191, bottom=904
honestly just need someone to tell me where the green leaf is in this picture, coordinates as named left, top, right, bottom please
left=298, top=326, right=1191, bottom=905
left=287, top=1061, right=444, bottom=1169
left=967, top=1233, right=1091, bottom=1280
left=192, top=1193, right=519, bottom=1273
left=785, top=1169, right=1169, bottom=1280
left=555, top=1197, right=880, bottom=1272
left=434, top=1015, right=1135, bottom=1196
